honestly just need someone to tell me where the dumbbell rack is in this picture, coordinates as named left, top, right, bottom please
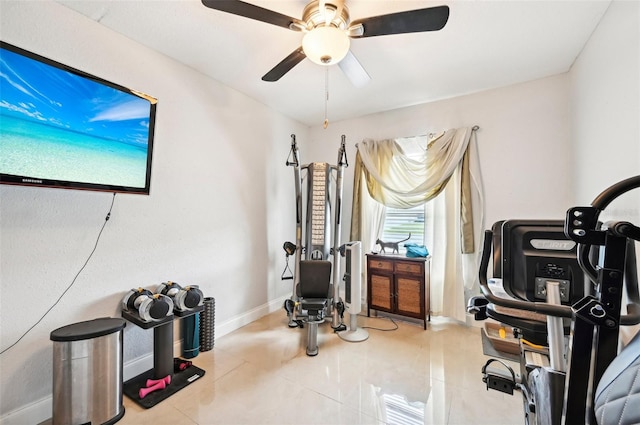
left=122, top=306, right=205, bottom=409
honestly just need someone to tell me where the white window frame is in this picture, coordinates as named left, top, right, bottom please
left=380, top=204, right=426, bottom=254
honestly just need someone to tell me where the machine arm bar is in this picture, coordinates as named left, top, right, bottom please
left=577, top=242, right=599, bottom=286
left=591, top=175, right=640, bottom=211
left=290, top=134, right=303, bottom=301
left=607, top=221, right=640, bottom=242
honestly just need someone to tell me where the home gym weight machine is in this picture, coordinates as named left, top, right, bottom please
left=468, top=175, right=640, bottom=425
left=282, top=134, right=349, bottom=356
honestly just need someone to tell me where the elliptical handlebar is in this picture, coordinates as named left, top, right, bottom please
left=478, top=175, right=640, bottom=323
left=591, top=175, right=640, bottom=212
left=478, top=229, right=574, bottom=318
left=606, top=221, right=640, bottom=241
left=568, top=175, right=640, bottom=325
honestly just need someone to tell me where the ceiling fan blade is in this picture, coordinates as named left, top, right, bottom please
left=349, top=5, right=450, bottom=38
left=262, top=47, right=306, bottom=82
left=338, top=50, right=370, bottom=88
left=201, top=0, right=304, bottom=30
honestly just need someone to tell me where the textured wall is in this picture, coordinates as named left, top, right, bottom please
left=0, top=1, right=304, bottom=420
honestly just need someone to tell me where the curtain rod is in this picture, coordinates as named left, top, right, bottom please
left=428, top=125, right=479, bottom=139
left=356, top=125, right=480, bottom=147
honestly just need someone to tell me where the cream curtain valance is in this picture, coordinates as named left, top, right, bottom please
left=357, top=128, right=471, bottom=208
left=354, top=127, right=475, bottom=253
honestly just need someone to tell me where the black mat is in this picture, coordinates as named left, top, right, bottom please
left=123, top=364, right=205, bottom=409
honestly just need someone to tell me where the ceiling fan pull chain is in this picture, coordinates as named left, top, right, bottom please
left=324, top=67, right=329, bottom=129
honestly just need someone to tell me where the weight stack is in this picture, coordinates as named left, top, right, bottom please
left=199, top=297, right=215, bottom=352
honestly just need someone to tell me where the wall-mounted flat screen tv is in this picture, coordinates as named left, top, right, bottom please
left=0, top=41, right=157, bottom=194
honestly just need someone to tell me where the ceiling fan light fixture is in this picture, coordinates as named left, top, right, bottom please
left=302, top=26, right=350, bottom=65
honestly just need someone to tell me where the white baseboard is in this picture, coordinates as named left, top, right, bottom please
left=0, top=396, right=51, bottom=425
left=123, top=350, right=154, bottom=381
left=214, top=295, right=288, bottom=339
left=0, top=295, right=289, bottom=425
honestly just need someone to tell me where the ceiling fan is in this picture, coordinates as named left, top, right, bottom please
left=201, top=0, right=450, bottom=86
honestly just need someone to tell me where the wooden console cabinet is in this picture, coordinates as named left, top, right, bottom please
left=366, top=254, right=431, bottom=329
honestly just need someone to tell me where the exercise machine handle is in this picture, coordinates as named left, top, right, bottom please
left=592, top=175, right=640, bottom=211
left=566, top=175, right=640, bottom=325
left=286, top=134, right=300, bottom=167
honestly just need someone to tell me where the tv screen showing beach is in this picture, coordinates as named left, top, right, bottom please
left=0, top=42, right=156, bottom=193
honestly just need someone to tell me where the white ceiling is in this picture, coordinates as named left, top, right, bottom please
left=56, top=0, right=611, bottom=127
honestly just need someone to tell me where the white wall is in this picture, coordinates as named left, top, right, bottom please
left=569, top=0, right=640, bottom=318
left=569, top=0, right=639, bottom=214
left=305, top=73, right=573, bottom=239
left=0, top=1, right=305, bottom=422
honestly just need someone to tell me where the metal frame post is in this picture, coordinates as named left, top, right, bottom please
left=287, top=135, right=303, bottom=303
left=331, top=136, right=348, bottom=328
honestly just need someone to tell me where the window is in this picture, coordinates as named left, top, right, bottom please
left=380, top=204, right=425, bottom=253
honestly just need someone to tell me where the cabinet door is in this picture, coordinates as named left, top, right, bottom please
left=395, top=275, right=424, bottom=318
left=369, top=273, right=393, bottom=312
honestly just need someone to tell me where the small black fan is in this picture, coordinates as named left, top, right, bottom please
left=201, top=0, right=449, bottom=85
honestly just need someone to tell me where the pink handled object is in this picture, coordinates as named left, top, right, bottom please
left=139, top=380, right=166, bottom=399
left=145, top=375, right=171, bottom=387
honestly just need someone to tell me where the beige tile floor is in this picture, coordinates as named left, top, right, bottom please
left=120, top=312, right=524, bottom=425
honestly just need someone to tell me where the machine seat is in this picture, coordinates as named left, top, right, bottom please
left=298, top=260, right=332, bottom=300
left=298, top=259, right=332, bottom=319
left=301, top=299, right=328, bottom=312
left=297, top=260, right=332, bottom=356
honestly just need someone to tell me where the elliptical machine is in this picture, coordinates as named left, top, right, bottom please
left=468, top=175, right=640, bottom=424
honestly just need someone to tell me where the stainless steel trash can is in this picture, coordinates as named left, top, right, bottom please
left=50, top=317, right=126, bottom=425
